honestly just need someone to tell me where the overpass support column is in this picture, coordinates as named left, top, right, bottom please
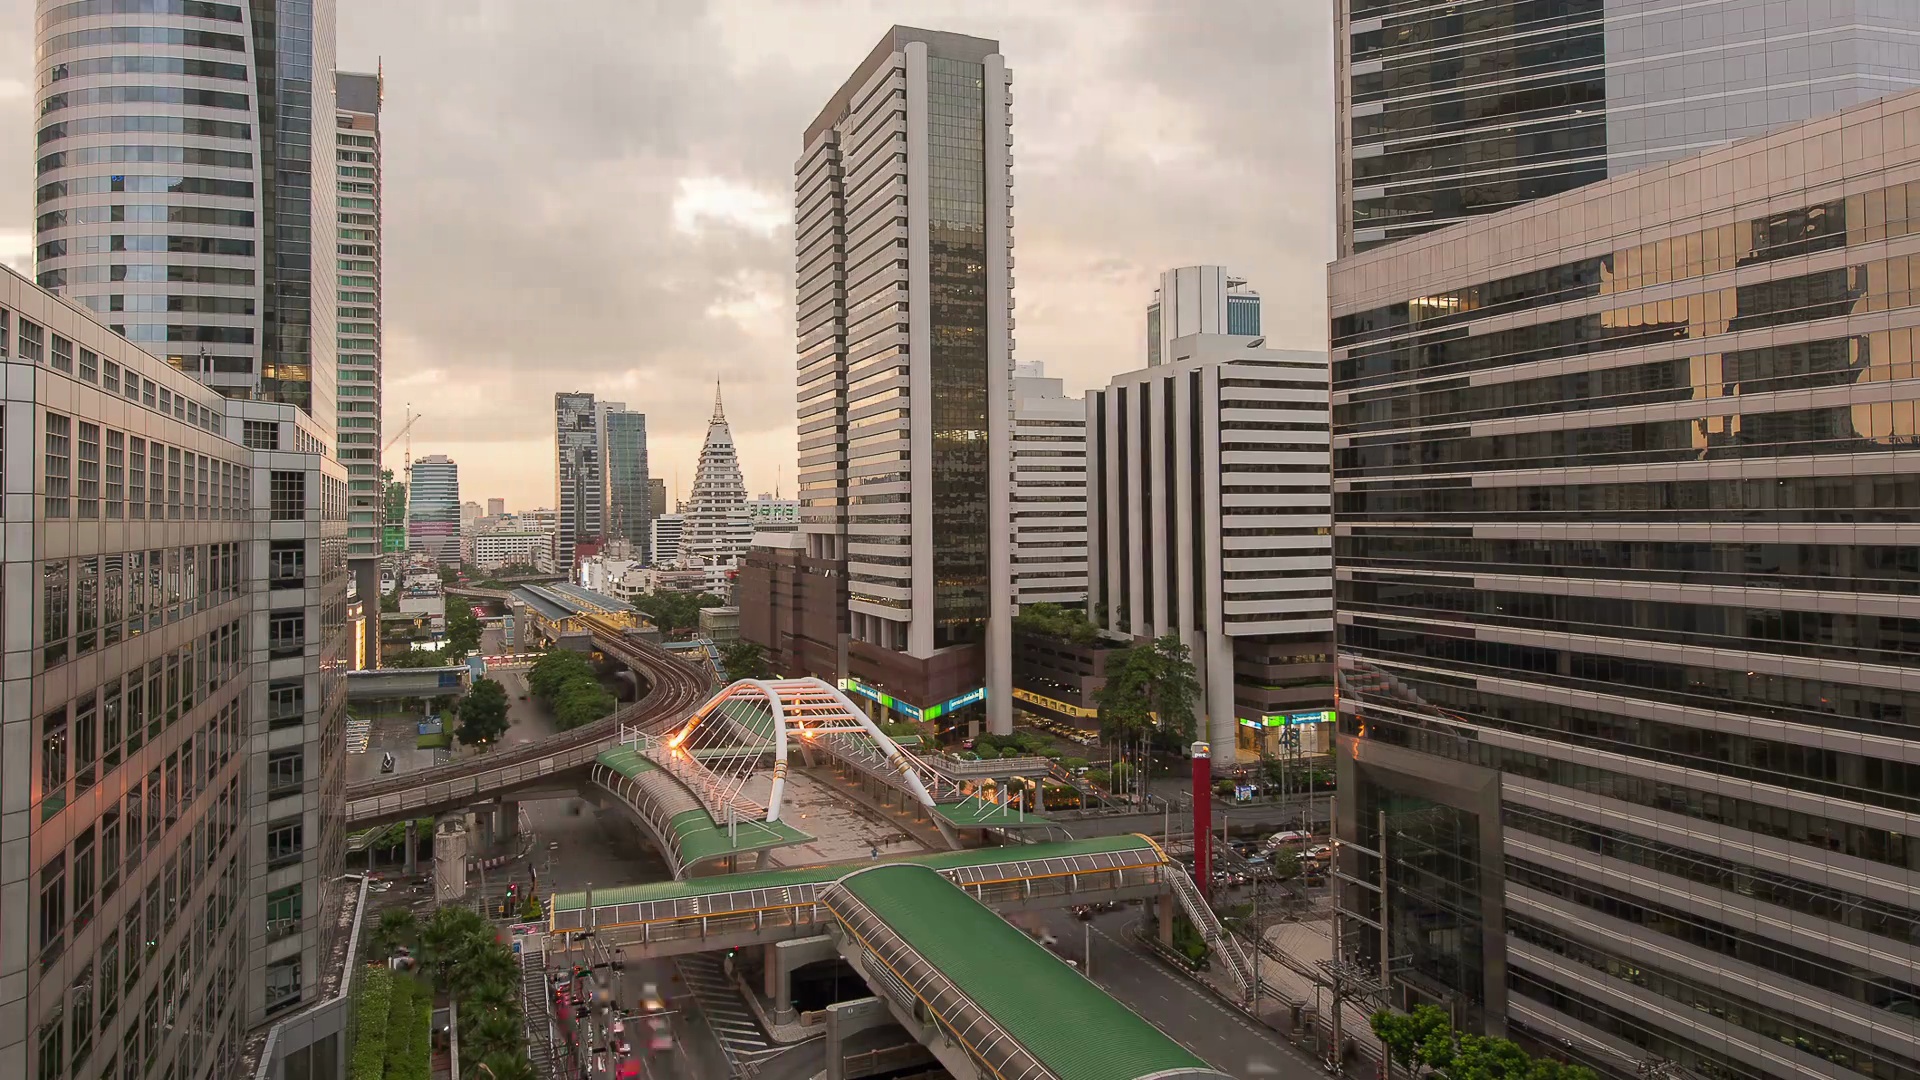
left=824, top=997, right=894, bottom=1080
left=499, top=801, right=520, bottom=845
left=768, top=935, right=837, bottom=1026
left=1033, top=785, right=1045, bottom=813
left=1158, top=892, right=1176, bottom=946
left=404, top=818, right=418, bottom=875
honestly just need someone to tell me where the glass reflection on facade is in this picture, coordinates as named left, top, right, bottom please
left=1331, top=97, right=1920, bottom=1080
left=927, top=56, right=988, bottom=646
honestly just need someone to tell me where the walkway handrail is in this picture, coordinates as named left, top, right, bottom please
left=1162, top=862, right=1259, bottom=1004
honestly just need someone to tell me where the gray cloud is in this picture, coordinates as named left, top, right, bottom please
left=0, top=0, right=1335, bottom=509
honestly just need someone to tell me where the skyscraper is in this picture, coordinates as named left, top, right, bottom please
left=1145, top=266, right=1260, bottom=367
left=334, top=69, right=382, bottom=629
left=33, top=0, right=340, bottom=435
left=603, top=409, right=651, bottom=556
left=406, top=454, right=460, bottom=564
left=1328, top=91, right=1920, bottom=1080
left=794, top=25, right=1015, bottom=733
left=554, top=392, right=602, bottom=570
left=1335, top=0, right=1920, bottom=253
left=683, top=385, right=751, bottom=569
left=647, top=477, right=667, bottom=517
left=1010, top=361, right=1088, bottom=606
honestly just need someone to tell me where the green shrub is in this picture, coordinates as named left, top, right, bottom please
left=382, top=975, right=433, bottom=1080
left=348, top=966, right=393, bottom=1080
left=416, top=732, right=451, bottom=750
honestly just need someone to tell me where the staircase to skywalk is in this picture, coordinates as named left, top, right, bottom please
left=518, top=942, right=556, bottom=1078
left=1163, top=862, right=1259, bottom=1003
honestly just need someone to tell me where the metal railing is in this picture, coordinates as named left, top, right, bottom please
left=1163, top=862, right=1259, bottom=1003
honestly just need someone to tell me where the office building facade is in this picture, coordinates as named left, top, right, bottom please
left=404, top=454, right=458, bottom=565
left=32, top=0, right=340, bottom=435
left=334, top=69, right=381, bottom=650
left=794, top=25, right=1016, bottom=731
left=0, top=269, right=347, bottom=1080
left=553, top=392, right=601, bottom=571
left=1329, top=91, right=1920, bottom=1080
left=1335, top=0, right=1920, bottom=254
left=1145, top=266, right=1260, bottom=367
left=1010, top=361, right=1088, bottom=606
left=1089, top=337, right=1335, bottom=755
left=603, top=408, right=651, bottom=557
left=649, top=514, right=684, bottom=566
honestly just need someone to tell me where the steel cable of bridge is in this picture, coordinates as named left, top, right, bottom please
left=343, top=629, right=708, bottom=801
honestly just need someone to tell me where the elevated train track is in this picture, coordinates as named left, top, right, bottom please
left=343, top=618, right=710, bottom=825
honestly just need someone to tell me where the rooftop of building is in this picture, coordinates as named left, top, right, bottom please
left=805, top=25, right=1002, bottom=145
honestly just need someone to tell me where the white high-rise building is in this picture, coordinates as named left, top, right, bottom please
left=1011, top=361, right=1088, bottom=606
left=335, top=70, right=382, bottom=609
left=554, top=391, right=602, bottom=569
left=794, top=25, right=1016, bottom=732
left=32, top=0, right=339, bottom=437
left=1088, top=299, right=1335, bottom=755
left=1145, top=266, right=1261, bottom=367
left=649, top=514, right=685, bottom=565
left=682, top=385, right=752, bottom=568
left=407, top=454, right=461, bottom=565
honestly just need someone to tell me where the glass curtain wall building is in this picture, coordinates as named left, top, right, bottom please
left=333, top=70, right=381, bottom=623
left=32, top=0, right=339, bottom=436
left=604, top=408, right=651, bottom=558
left=1335, top=0, right=1920, bottom=254
left=405, top=454, right=459, bottom=565
left=1329, top=92, right=1920, bottom=1080
left=554, top=392, right=602, bottom=570
left=792, top=26, right=1016, bottom=731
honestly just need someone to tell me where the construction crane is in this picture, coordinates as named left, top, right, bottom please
left=381, top=406, right=423, bottom=548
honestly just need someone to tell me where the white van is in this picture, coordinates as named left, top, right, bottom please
left=1263, top=830, right=1311, bottom=851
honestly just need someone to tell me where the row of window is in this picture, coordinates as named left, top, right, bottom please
left=38, top=24, right=244, bottom=59
left=8, top=310, right=225, bottom=434
left=40, top=203, right=255, bottom=232
left=1337, top=474, right=1920, bottom=522
left=39, top=233, right=255, bottom=259
left=37, top=144, right=252, bottom=177
left=1336, top=535, right=1920, bottom=595
left=40, top=546, right=246, bottom=667
left=42, top=410, right=249, bottom=521
left=37, top=173, right=253, bottom=205
left=40, top=84, right=248, bottom=117
left=41, top=619, right=244, bottom=821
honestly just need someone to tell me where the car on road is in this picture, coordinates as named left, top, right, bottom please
left=647, top=1016, right=673, bottom=1052
left=640, top=983, right=665, bottom=1013
left=616, top=1063, right=641, bottom=1080
left=1306, top=844, right=1333, bottom=861
left=1263, top=830, right=1311, bottom=850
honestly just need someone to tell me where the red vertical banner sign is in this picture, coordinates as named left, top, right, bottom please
left=1191, top=741, right=1212, bottom=901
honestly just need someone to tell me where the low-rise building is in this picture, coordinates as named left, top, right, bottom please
left=735, top=531, right=846, bottom=680
left=472, top=527, right=555, bottom=572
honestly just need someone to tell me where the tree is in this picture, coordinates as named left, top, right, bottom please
left=442, top=602, right=483, bottom=663
left=1013, top=602, right=1101, bottom=644
left=384, top=647, right=444, bottom=669
left=471, top=1054, right=537, bottom=1080
left=721, top=640, right=771, bottom=681
left=553, top=677, right=614, bottom=730
left=1369, top=1005, right=1600, bottom=1080
left=1269, top=848, right=1301, bottom=881
left=370, top=908, right=419, bottom=960
left=1094, top=633, right=1200, bottom=804
left=629, top=591, right=726, bottom=634
left=456, top=678, right=511, bottom=748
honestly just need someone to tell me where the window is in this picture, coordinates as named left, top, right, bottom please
left=268, top=540, right=304, bottom=588
left=38, top=852, right=65, bottom=970
left=79, top=347, right=96, bottom=382
left=102, top=680, right=122, bottom=772
left=19, top=319, right=43, bottom=362
left=76, top=557, right=98, bottom=654
left=49, top=334, right=73, bottom=373
left=42, top=559, right=69, bottom=666
left=167, top=447, right=180, bottom=519
left=126, top=436, right=144, bottom=519
left=102, top=359, right=119, bottom=393
left=266, top=819, right=303, bottom=868
left=76, top=421, right=99, bottom=517
left=44, top=411, right=70, bottom=517
left=140, top=376, right=153, bottom=409
left=41, top=707, right=67, bottom=821
left=122, top=369, right=137, bottom=400
left=72, top=827, right=95, bottom=933
left=269, top=470, right=305, bottom=519
left=104, top=430, right=122, bottom=519
left=242, top=419, right=277, bottom=450
left=268, top=681, right=303, bottom=729
left=123, top=789, right=142, bottom=874
left=72, top=690, right=96, bottom=794
left=266, top=884, right=301, bottom=940
left=100, top=804, right=120, bottom=900
left=269, top=612, right=305, bottom=657
left=98, top=931, right=119, bottom=1027
left=266, top=749, right=303, bottom=794
left=265, top=956, right=301, bottom=1014
left=35, top=1014, right=62, bottom=1080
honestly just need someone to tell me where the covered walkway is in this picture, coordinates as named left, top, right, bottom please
left=822, top=862, right=1233, bottom=1080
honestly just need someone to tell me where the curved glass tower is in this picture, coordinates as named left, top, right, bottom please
left=33, top=0, right=336, bottom=436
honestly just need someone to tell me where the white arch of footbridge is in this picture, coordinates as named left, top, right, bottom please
left=650, top=677, right=945, bottom=830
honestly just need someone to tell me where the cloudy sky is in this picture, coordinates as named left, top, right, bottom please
left=0, top=0, right=1335, bottom=510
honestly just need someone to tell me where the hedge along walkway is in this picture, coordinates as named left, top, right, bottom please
left=383, top=974, right=432, bottom=1080
left=349, top=967, right=393, bottom=1080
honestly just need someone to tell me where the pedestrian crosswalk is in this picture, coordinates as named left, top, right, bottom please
left=344, top=715, right=372, bottom=754
left=674, top=954, right=776, bottom=1067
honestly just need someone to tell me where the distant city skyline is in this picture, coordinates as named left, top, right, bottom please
left=0, top=1, right=1336, bottom=508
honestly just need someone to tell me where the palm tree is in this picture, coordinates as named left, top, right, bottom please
left=369, top=908, right=418, bottom=960
left=461, top=1010, right=524, bottom=1063
left=471, top=1053, right=537, bottom=1080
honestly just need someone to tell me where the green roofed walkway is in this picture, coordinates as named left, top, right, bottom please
left=588, top=745, right=813, bottom=878
left=824, top=863, right=1233, bottom=1080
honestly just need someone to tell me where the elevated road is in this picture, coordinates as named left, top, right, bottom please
left=343, top=622, right=710, bottom=826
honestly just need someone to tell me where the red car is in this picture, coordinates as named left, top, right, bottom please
left=616, top=1063, right=642, bottom=1079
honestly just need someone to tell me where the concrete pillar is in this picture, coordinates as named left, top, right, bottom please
left=1158, top=893, right=1175, bottom=946
left=770, top=936, right=837, bottom=1026
left=824, top=997, right=894, bottom=1080
left=404, top=818, right=418, bottom=875
left=499, top=801, right=520, bottom=843
left=1033, top=785, right=1045, bottom=813
left=435, top=821, right=470, bottom=903
left=476, top=809, right=494, bottom=853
